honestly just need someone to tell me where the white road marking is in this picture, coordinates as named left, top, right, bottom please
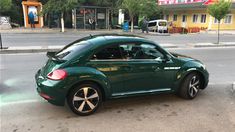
left=0, top=52, right=45, bottom=56
left=0, top=99, right=41, bottom=107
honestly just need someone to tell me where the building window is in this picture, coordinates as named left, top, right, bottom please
left=200, top=14, right=206, bottom=23
left=164, top=15, right=169, bottom=21
left=224, top=14, right=232, bottom=24
left=173, top=14, right=177, bottom=21
left=178, top=0, right=185, bottom=3
left=182, top=15, right=187, bottom=22
left=214, top=18, right=221, bottom=24
left=192, top=14, right=198, bottom=23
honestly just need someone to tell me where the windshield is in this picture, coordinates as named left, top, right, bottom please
left=158, top=22, right=167, bottom=26
left=55, top=40, right=90, bottom=60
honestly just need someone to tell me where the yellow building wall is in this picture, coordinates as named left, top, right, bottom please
left=210, top=10, right=235, bottom=30
left=166, top=9, right=235, bottom=30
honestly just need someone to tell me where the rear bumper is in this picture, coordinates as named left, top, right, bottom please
left=35, top=70, right=67, bottom=106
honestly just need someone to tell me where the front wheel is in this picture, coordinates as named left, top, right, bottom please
left=67, top=83, right=102, bottom=116
left=179, top=73, right=201, bottom=99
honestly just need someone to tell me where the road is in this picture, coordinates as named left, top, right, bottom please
left=1, top=32, right=235, bottom=48
left=1, top=47, right=235, bottom=132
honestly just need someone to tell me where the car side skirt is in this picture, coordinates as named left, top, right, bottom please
left=110, top=88, right=173, bottom=98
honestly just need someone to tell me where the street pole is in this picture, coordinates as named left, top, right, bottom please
left=218, top=21, right=220, bottom=44
left=0, top=33, right=2, bottom=49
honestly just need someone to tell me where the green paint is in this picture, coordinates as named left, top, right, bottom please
left=35, top=34, right=209, bottom=106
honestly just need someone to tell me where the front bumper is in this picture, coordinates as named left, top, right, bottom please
left=35, top=70, right=67, bottom=106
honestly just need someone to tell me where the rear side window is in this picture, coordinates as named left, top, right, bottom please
left=148, top=22, right=157, bottom=27
left=55, top=40, right=89, bottom=60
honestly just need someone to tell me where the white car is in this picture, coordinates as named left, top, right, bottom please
left=148, top=19, right=168, bottom=33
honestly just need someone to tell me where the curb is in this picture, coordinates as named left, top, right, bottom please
left=193, top=42, right=235, bottom=48
left=0, top=44, right=178, bottom=54
left=1, top=42, right=235, bottom=54
left=0, top=46, right=63, bottom=54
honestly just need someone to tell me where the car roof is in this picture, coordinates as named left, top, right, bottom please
left=149, top=19, right=167, bottom=23
left=85, top=34, right=156, bottom=47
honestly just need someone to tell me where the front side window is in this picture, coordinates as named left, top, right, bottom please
left=91, top=45, right=122, bottom=60
left=120, top=43, right=164, bottom=60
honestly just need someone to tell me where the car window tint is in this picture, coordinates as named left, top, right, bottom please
left=120, top=43, right=164, bottom=59
left=91, top=45, right=122, bottom=60
left=55, top=40, right=89, bottom=60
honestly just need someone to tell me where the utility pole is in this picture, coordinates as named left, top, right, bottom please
left=0, top=33, right=2, bottom=49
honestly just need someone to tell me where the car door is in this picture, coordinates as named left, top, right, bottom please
left=86, top=44, right=128, bottom=95
left=118, top=43, right=175, bottom=95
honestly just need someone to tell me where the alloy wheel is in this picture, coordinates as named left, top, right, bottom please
left=72, top=87, right=99, bottom=113
left=188, top=76, right=200, bottom=97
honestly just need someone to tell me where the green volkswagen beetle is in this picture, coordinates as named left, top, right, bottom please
left=35, top=34, right=209, bottom=116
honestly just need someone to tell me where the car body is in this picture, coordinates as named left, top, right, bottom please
left=35, top=34, right=209, bottom=116
left=148, top=19, right=168, bottom=33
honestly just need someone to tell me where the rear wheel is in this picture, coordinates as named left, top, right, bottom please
left=179, top=73, right=201, bottom=99
left=67, top=83, right=102, bottom=116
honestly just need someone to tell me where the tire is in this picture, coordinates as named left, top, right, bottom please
left=67, top=83, right=102, bottom=116
left=179, top=73, right=201, bottom=99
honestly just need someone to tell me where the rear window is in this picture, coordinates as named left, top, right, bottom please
left=55, top=40, right=90, bottom=60
left=158, top=22, right=167, bottom=26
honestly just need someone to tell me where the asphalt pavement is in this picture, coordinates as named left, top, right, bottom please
left=1, top=30, right=235, bottom=132
left=1, top=31, right=235, bottom=54
left=1, top=48, right=235, bottom=132
left=1, top=84, right=235, bottom=132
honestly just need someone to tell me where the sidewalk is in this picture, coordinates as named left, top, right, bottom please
left=1, top=42, right=235, bottom=54
left=200, top=30, right=235, bottom=35
left=0, top=27, right=125, bottom=34
left=1, top=27, right=235, bottom=34
left=1, top=28, right=235, bottom=54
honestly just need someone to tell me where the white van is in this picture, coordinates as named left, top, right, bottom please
left=148, top=19, right=168, bottom=33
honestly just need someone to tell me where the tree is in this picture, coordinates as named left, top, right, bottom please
left=118, top=0, right=158, bottom=32
left=208, top=0, right=231, bottom=44
left=119, top=0, right=141, bottom=32
left=42, top=0, right=78, bottom=32
left=139, top=0, right=159, bottom=18
left=0, top=0, right=12, bottom=13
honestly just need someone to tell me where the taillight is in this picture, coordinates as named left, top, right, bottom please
left=47, top=69, right=67, bottom=80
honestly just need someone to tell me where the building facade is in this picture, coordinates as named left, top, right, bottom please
left=72, top=6, right=111, bottom=29
left=159, top=0, right=235, bottom=31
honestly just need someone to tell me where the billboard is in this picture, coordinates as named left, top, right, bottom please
left=158, top=0, right=215, bottom=5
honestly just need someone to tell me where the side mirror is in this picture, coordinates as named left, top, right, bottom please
left=155, top=56, right=170, bottom=63
left=162, top=56, right=171, bottom=62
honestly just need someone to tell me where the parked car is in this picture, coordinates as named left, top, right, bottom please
left=148, top=19, right=168, bottom=33
left=35, top=34, right=209, bottom=116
